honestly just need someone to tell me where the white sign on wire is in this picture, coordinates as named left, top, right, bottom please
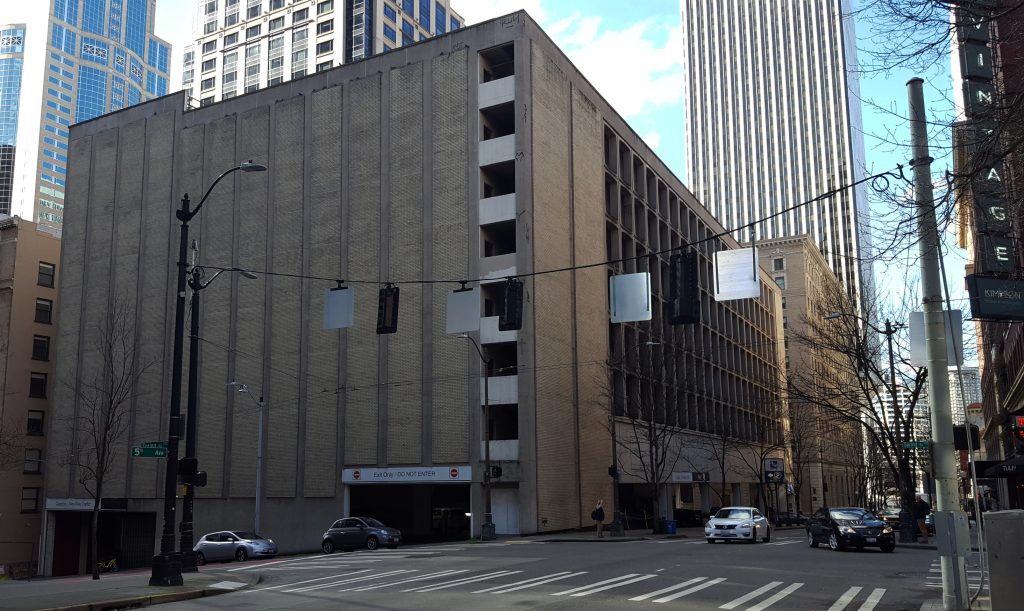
left=713, top=247, right=760, bottom=301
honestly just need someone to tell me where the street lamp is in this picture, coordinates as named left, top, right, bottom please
left=608, top=340, right=659, bottom=537
left=457, top=333, right=496, bottom=541
left=179, top=265, right=257, bottom=573
left=227, top=382, right=266, bottom=535
left=150, top=161, right=266, bottom=587
left=824, top=311, right=915, bottom=542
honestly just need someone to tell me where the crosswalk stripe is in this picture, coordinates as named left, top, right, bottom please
left=241, top=570, right=371, bottom=593
left=484, top=572, right=588, bottom=594
left=826, top=586, right=862, bottom=611
left=630, top=577, right=707, bottom=601
left=552, top=573, right=643, bottom=596
left=747, top=582, right=803, bottom=611
left=285, top=570, right=412, bottom=592
left=653, top=577, right=727, bottom=603
left=472, top=571, right=573, bottom=593
left=341, top=569, right=467, bottom=592
left=858, top=588, right=886, bottom=611
left=406, top=570, right=522, bottom=593
left=568, top=574, right=656, bottom=597
left=719, top=581, right=783, bottom=609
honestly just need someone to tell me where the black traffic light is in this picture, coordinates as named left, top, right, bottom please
left=178, top=457, right=208, bottom=487
left=490, top=466, right=503, bottom=478
left=608, top=465, right=618, bottom=478
left=376, top=285, right=400, bottom=334
left=669, top=251, right=700, bottom=325
left=1010, top=415, right=1024, bottom=442
left=499, top=278, right=524, bottom=331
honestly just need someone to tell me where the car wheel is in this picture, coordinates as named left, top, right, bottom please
left=235, top=547, right=249, bottom=562
left=366, top=536, right=379, bottom=551
left=322, top=539, right=335, bottom=554
left=880, top=541, right=895, bottom=553
left=807, top=530, right=818, bottom=548
left=762, top=528, right=771, bottom=543
left=706, top=538, right=715, bottom=544
left=195, top=552, right=206, bottom=566
left=828, top=532, right=843, bottom=551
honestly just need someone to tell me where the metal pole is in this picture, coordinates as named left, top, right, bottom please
left=256, top=397, right=264, bottom=534
left=481, top=355, right=495, bottom=540
left=908, top=77, right=968, bottom=610
left=150, top=195, right=189, bottom=586
left=179, top=270, right=201, bottom=573
left=889, top=320, right=915, bottom=543
left=610, top=403, right=624, bottom=536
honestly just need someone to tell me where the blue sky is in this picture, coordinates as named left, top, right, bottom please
left=155, top=0, right=972, bottom=352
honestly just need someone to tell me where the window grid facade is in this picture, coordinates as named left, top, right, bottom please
left=184, top=0, right=462, bottom=105
left=0, top=26, right=25, bottom=216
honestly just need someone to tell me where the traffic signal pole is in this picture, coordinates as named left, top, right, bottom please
left=908, top=78, right=969, bottom=610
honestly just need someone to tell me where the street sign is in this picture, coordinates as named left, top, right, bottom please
left=141, top=441, right=167, bottom=449
left=903, top=441, right=930, bottom=449
left=132, top=446, right=167, bottom=458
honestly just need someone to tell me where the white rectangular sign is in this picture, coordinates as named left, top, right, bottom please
left=609, top=272, right=653, bottom=323
left=342, top=466, right=472, bottom=483
left=671, top=471, right=694, bottom=483
left=714, top=247, right=760, bottom=301
left=45, top=498, right=95, bottom=511
left=764, top=458, right=784, bottom=472
left=909, top=310, right=964, bottom=367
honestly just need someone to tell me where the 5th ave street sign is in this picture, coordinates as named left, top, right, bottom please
left=903, top=441, right=930, bottom=450
left=132, top=446, right=167, bottom=458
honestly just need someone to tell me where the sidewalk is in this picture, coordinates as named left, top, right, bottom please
left=0, top=569, right=259, bottom=611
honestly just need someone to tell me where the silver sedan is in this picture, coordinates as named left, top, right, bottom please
left=704, top=506, right=771, bottom=543
left=193, top=531, right=277, bottom=564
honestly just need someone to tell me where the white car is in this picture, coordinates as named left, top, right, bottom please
left=705, top=506, right=771, bottom=543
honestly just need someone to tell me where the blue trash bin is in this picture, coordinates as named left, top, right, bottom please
left=664, top=519, right=677, bottom=534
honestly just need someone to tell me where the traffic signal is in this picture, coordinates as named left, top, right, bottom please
left=608, top=465, right=618, bottom=478
left=376, top=285, right=400, bottom=334
left=178, top=457, right=208, bottom=487
left=669, top=251, right=700, bottom=325
left=490, top=466, right=503, bottom=478
left=499, top=278, right=523, bottom=331
left=1011, top=415, right=1024, bottom=442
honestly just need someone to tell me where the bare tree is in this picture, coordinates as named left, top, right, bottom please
left=681, top=425, right=736, bottom=508
left=787, top=401, right=820, bottom=515
left=731, top=396, right=788, bottom=518
left=62, top=298, right=154, bottom=579
left=0, top=334, right=21, bottom=471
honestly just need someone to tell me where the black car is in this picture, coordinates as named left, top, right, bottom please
left=806, top=507, right=895, bottom=552
left=773, top=512, right=807, bottom=527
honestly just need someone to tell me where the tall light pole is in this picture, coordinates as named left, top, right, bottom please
left=825, top=312, right=913, bottom=541
left=457, top=334, right=495, bottom=541
left=150, top=161, right=266, bottom=587
left=179, top=264, right=257, bottom=573
left=227, top=382, right=265, bottom=534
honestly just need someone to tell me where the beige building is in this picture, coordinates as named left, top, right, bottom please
left=0, top=216, right=60, bottom=576
left=43, top=12, right=786, bottom=574
left=759, top=236, right=863, bottom=514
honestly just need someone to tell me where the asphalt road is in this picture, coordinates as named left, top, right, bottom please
left=169, top=534, right=971, bottom=610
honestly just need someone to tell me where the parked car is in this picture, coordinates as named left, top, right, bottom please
left=193, top=531, right=277, bottom=565
left=322, top=517, right=402, bottom=553
left=773, top=512, right=807, bottom=527
left=806, top=507, right=895, bottom=552
left=705, top=506, right=771, bottom=543
left=876, top=508, right=902, bottom=528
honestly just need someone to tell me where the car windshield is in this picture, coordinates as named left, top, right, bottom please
left=233, top=531, right=261, bottom=540
left=362, top=518, right=385, bottom=528
left=714, top=509, right=751, bottom=519
left=829, top=509, right=874, bottom=521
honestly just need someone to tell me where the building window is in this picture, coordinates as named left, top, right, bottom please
left=30, top=372, right=48, bottom=398
left=35, top=298, right=53, bottom=323
left=402, top=0, right=413, bottom=13
left=293, top=7, right=308, bottom=22
left=247, top=0, right=262, bottom=19
left=773, top=276, right=785, bottom=289
left=38, top=262, right=55, bottom=287
left=201, top=76, right=215, bottom=91
left=402, top=19, right=413, bottom=37
left=202, top=58, right=216, bottom=72
left=246, top=25, right=261, bottom=39
left=451, top=17, right=460, bottom=30
left=435, top=3, right=446, bottom=35
left=204, top=20, right=217, bottom=34
left=781, top=296, right=786, bottom=310
left=24, top=449, right=43, bottom=474
left=419, top=0, right=430, bottom=29
left=317, top=0, right=333, bottom=15
left=316, top=20, right=333, bottom=35
left=316, top=40, right=333, bottom=55
left=383, top=24, right=396, bottom=42
left=205, top=0, right=219, bottom=14
left=270, top=0, right=285, bottom=8
left=202, top=41, right=217, bottom=55
left=383, top=4, right=396, bottom=21
left=21, top=488, right=40, bottom=513
left=200, top=96, right=215, bottom=106
left=269, top=16, right=285, bottom=31
left=224, top=32, right=239, bottom=46
left=772, top=257, right=784, bottom=271
left=33, top=335, right=50, bottom=361
left=316, top=60, right=332, bottom=72
left=27, top=410, right=44, bottom=436
left=292, top=68, right=306, bottom=79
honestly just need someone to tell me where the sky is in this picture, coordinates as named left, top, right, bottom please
left=152, top=0, right=973, bottom=360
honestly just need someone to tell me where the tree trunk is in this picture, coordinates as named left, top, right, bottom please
left=91, top=480, right=102, bottom=580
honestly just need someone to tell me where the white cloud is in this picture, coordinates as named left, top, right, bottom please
left=642, top=130, right=662, bottom=150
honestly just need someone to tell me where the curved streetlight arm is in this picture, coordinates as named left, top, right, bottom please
left=190, top=266, right=257, bottom=291
left=179, top=161, right=267, bottom=223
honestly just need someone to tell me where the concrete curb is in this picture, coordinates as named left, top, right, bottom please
left=34, top=575, right=261, bottom=611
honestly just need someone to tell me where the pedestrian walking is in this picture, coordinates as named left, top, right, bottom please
left=913, top=495, right=931, bottom=543
left=592, top=500, right=606, bottom=538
